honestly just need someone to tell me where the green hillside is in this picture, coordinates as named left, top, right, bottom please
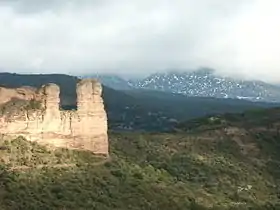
left=1, top=108, right=280, bottom=209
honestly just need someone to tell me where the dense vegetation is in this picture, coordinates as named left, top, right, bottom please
left=1, top=106, right=280, bottom=209
left=176, top=107, right=280, bottom=132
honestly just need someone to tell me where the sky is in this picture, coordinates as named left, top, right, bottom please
left=0, top=0, right=280, bottom=83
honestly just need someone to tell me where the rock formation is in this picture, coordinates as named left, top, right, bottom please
left=0, top=79, right=108, bottom=155
left=0, top=86, right=38, bottom=104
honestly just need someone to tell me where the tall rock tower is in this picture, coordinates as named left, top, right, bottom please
left=39, top=83, right=61, bottom=132
left=40, top=83, right=60, bottom=118
left=73, top=79, right=108, bottom=154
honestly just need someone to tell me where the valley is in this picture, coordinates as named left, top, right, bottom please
left=1, top=107, right=280, bottom=209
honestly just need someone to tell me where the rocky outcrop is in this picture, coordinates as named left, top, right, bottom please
left=0, top=79, right=108, bottom=155
left=0, top=86, right=38, bottom=104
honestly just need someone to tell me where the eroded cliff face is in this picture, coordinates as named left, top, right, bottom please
left=0, top=86, right=38, bottom=104
left=0, top=79, right=108, bottom=155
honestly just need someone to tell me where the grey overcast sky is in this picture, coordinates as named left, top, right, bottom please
left=0, top=0, right=280, bottom=83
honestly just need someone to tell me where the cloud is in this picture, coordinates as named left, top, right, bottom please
left=0, top=0, right=279, bottom=83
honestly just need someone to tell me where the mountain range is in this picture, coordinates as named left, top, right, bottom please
left=83, top=69, right=280, bottom=103
left=0, top=72, right=279, bottom=132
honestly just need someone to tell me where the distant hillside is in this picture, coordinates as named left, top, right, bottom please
left=80, top=73, right=134, bottom=90
left=77, top=70, right=280, bottom=103
left=1, top=107, right=280, bottom=209
left=176, top=107, right=280, bottom=133
left=122, top=89, right=279, bottom=128
left=0, top=72, right=279, bottom=131
left=132, top=69, right=280, bottom=103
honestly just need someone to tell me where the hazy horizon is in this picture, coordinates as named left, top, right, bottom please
left=0, top=0, right=280, bottom=83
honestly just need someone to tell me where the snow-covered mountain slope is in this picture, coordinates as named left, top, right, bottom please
left=132, top=69, right=280, bottom=102
left=79, top=70, right=280, bottom=102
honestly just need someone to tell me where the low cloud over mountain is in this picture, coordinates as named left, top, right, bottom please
left=0, top=0, right=280, bottom=83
